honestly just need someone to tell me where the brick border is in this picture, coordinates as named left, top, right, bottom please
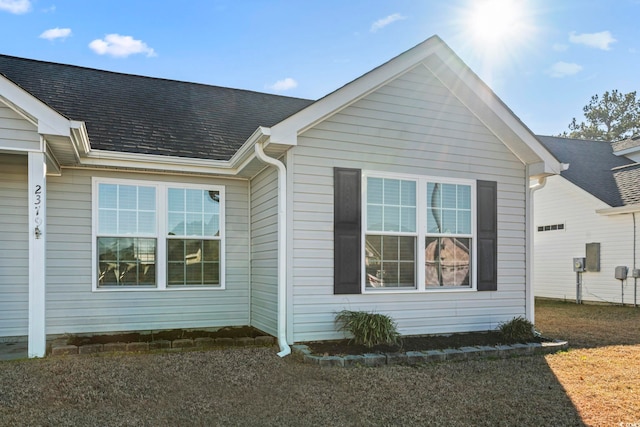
left=49, top=336, right=276, bottom=357
left=292, top=340, right=569, bottom=367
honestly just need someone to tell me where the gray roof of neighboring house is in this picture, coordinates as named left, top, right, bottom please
left=0, top=54, right=314, bottom=161
left=536, top=135, right=638, bottom=207
left=611, top=135, right=640, bottom=153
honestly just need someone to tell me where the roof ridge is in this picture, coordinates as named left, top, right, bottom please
left=0, top=52, right=314, bottom=102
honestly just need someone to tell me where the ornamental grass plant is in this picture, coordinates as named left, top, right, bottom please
left=335, top=310, right=401, bottom=348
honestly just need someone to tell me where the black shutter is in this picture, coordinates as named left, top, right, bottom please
left=477, top=180, right=497, bottom=291
left=334, top=168, right=362, bottom=294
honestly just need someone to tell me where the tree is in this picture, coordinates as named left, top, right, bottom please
left=559, top=90, right=640, bottom=141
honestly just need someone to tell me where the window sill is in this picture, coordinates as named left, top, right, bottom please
left=363, top=287, right=476, bottom=294
left=93, top=286, right=225, bottom=292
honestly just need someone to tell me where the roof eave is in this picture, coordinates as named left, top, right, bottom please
left=596, top=204, right=640, bottom=215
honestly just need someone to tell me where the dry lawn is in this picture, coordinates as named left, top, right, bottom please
left=0, top=300, right=638, bottom=426
left=536, top=299, right=640, bottom=426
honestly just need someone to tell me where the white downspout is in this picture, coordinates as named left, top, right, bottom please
left=254, top=142, right=291, bottom=357
left=526, top=174, right=548, bottom=324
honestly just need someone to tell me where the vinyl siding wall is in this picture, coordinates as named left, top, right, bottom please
left=289, top=64, right=527, bottom=342
left=250, top=166, right=279, bottom=336
left=46, top=168, right=251, bottom=335
left=0, top=154, right=28, bottom=337
left=0, top=104, right=40, bottom=152
left=534, top=176, right=637, bottom=304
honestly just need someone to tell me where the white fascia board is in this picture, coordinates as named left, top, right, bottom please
left=612, top=146, right=640, bottom=157
left=0, top=75, right=71, bottom=138
left=81, top=150, right=238, bottom=175
left=596, top=203, right=640, bottom=215
left=422, top=48, right=562, bottom=176
left=269, top=36, right=444, bottom=145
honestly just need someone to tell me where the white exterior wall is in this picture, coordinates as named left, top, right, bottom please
left=250, top=166, right=279, bottom=336
left=0, top=154, right=29, bottom=337
left=534, top=175, right=639, bottom=304
left=45, top=168, right=251, bottom=335
left=0, top=104, right=40, bottom=152
left=289, top=65, right=528, bottom=342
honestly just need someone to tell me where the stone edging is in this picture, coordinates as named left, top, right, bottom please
left=292, top=340, right=569, bottom=367
left=49, top=336, right=276, bottom=356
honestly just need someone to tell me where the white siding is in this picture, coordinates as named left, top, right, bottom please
left=45, top=169, right=251, bottom=335
left=289, top=65, right=528, bottom=342
left=250, top=166, right=278, bottom=336
left=0, top=105, right=40, bottom=152
left=0, top=154, right=28, bottom=337
left=534, top=176, right=638, bottom=304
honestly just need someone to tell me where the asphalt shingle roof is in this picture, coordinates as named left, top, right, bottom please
left=536, top=135, right=638, bottom=207
left=0, top=54, right=314, bottom=161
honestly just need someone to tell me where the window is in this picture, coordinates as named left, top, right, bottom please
left=537, top=223, right=565, bottom=232
left=363, top=174, right=474, bottom=291
left=94, top=179, right=224, bottom=290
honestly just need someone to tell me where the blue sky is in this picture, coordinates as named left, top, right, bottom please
left=1, top=0, right=639, bottom=136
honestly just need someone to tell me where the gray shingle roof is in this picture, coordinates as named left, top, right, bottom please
left=611, top=135, right=640, bottom=153
left=536, top=135, right=637, bottom=207
left=0, top=54, right=314, bottom=161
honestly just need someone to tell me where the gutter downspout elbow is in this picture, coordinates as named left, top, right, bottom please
left=254, top=142, right=291, bottom=357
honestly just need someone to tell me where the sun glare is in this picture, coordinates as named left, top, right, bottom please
left=458, top=0, right=536, bottom=68
left=469, top=0, right=527, bottom=43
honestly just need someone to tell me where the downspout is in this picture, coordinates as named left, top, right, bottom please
left=526, top=174, right=548, bottom=324
left=254, top=141, right=291, bottom=357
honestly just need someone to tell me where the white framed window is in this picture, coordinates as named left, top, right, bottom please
left=93, top=178, right=225, bottom=291
left=363, top=172, right=475, bottom=292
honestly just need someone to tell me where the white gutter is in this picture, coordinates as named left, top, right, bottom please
left=254, top=139, right=291, bottom=357
left=526, top=174, right=548, bottom=324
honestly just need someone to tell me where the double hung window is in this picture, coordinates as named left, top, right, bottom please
left=364, top=174, right=474, bottom=291
left=94, top=179, right=224, bottom=290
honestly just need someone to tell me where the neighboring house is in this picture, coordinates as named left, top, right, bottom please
left=534, top=135, right=640, bottom=305
left=0, top=36, right=561, bottom=358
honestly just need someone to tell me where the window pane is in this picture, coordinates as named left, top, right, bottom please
left=383, top=206, right=400, bottom=232
left=168, top=213, right=184, bottom=236
left=168, top=188, right=184, bottom=212
left=205, top=191, right=220, bottom=214
left=441, top=184, right=457, bottom=209
left=98, top=210, right=117, bottom=235
left=442, top=209, right=457, bottom=234
left=457, top=210, right=471, bottom=234
left=204, top=213, right=219, bottom=237
left=186, top=213, right=203, bottom=236
left=365, top=234, right=415, bottom=288
left=457, top=185, right=471, bottom=209
left=383, top=179, right=400, bottom=205
left=427, top=207, right=441, bottom=233
left=401, top=207, right=416, bottom=233
left=167, top=239, right=220, bottom=287
left=186, top=189, right=203, bottom=213
left=138, top=211, right=156, bottom=235
left=119, top=185, right=137, bottom=210
left=98, top=184, right=117, bottom=209
left=118, top=210, right=137, bottom=234
left=367, top=177, right=383, bottom=205
left=367, top=205, right=383, bottom=232
left=401, top=180, right=416, bottom=206
left=138, top=186, right=156, bottom=211
left=425, top=237, right=471, bottom=287
left=97, top=237, right=156, bottom=287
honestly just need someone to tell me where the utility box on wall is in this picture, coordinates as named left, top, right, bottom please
left=585, top=242, right=600, bottom=272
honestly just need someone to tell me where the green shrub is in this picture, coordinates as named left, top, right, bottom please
left=335, top=310, right=401, bottom=348
left=498, top=316, right=536, bottom=342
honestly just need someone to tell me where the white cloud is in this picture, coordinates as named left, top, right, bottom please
left=546, top=61, right=583, bottom=78
left=266, top=77, right=298, bottom=92
left=552, top=43, right=568, bottom=52
left=39, top=27, right=71, bottom=41
left=370, top=13, right=406, bottom=33
left=89, top=34, right=156, bottom=58
left=569, top=31, right=616, bottom=50
left=0, top=0, right=31, bottom=14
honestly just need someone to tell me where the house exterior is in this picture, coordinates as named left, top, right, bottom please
left=534, top=135, right=640, bottom=305
left=0, top=36, right=561, bottom=358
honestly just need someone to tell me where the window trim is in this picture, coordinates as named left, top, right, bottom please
left=361, top=171, right=477, bottom=293
left=92, top=177, right=225, bottom=292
